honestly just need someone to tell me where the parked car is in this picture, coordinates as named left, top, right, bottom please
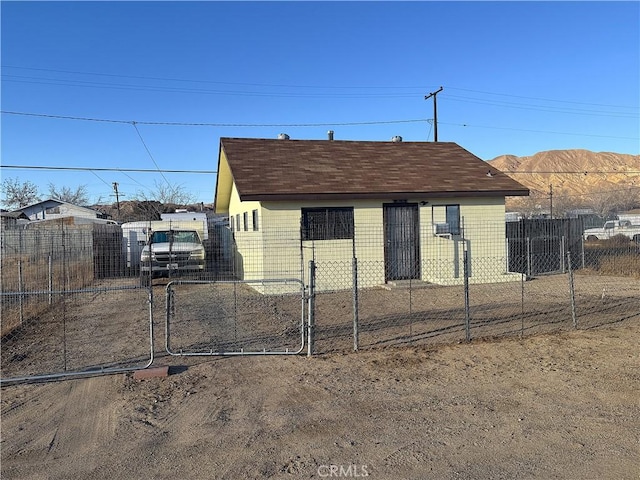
left=140, top=228, right=205, bottom=283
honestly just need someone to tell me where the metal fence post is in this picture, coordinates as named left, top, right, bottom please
left=352, top=256, right=359, bottom=352
left=526, top=236, right=532, bottom=277
left=307, top=260, right=316, bottom=357
left=567, top=251, right=577, bottom=329
left=561, top=235, right=566, bottom=273
left=520, top=272, right=525, bottom=338
left=48, top=255, right=53, bottom=305
left=463, top=245, right=471, bottom=342
left=18, top=260, right=24, bottom=326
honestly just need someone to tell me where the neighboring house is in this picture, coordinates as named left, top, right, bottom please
left=214, top=136, right=529, bottom=291
left=0, top=211, right=30, bottom=229
left=13, top=199, right=111, bottom=222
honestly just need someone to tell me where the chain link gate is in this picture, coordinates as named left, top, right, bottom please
left=1, top=283, right=155, bottom=385
left=1, top=224, right=157, bottom=386
left=165, top=279, right=307, bottom=356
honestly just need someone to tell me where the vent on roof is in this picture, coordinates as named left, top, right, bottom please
left=278, top=133, right=290, bottom=140
left=328, top=130, right=334, bottom=141
left=391, top=136, right=403, bottom=142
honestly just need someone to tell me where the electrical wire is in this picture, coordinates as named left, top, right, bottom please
left=1, top=65, right=431, bottom=90
left=0, top=165, right=217, bottom=174
left=89, top=170, right=112, bottom=188
left=442, top=94, right=637, bottom=118
left=441, top=121, right=639, bottom=141
left=502, top=171, right=640, bottom=175
left=4, top=66, right=637, bottom=110
left=3, top=111, right=637, bottom=143
left=0, top=110, right=429, bottom=127
left=522, top=184, right=640, bottom=199
left=131, top=122, right=172, bottom=190
left=1, top=76, right=422, bottom=99
left=445, top=86, right=638, bottom=110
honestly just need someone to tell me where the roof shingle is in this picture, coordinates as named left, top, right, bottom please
left=219, top=138, right=529, bottom=201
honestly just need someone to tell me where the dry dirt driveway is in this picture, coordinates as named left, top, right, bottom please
left=2, top=322, right=639, bottom=479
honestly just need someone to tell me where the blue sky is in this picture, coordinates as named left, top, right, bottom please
left=2, top=1, right=639, bottom=206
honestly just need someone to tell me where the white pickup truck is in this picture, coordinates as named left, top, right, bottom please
left=140, top=228, right=206, bottom=283
left=583, top=220, right=640, bottom=242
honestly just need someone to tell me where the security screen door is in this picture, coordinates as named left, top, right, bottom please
left=383, top=203, right=420, bottom=282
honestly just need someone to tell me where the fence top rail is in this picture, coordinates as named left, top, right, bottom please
left=165, top=278, right=304, bottom=287
left=0, top=285, right=141, bottom=296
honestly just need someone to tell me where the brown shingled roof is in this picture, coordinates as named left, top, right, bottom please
left=219, top=138, right=529, bottom=201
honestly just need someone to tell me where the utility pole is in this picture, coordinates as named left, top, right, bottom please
left=112, top=182, right=121, bottom=219
left=425, top=86, right=443, bottom=142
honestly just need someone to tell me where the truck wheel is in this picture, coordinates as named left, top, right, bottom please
left=586, top=235, right=598, bottom=241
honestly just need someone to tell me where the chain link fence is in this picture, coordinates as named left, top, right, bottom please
left=304, top=219, right=638, bottom=353
left=1, top=217, right=638, bottom=384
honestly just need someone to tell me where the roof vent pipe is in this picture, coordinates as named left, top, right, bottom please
left=278, top=133, right=290, bottom=140
left=328, top=130, right=334, bottom=141
left=391, top=136, right=403, bottom=142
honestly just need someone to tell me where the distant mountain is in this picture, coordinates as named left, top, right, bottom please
left=489, top=149, right=640, bottom=196
left=488, top=149, right=640, bottom=215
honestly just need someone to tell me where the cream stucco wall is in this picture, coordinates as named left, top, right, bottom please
left=227, top=194, right=519, bottom=292
left=228, top=183, right=265, bottom=281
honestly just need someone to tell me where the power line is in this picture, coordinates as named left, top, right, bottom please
left=501, top=171, right=640, bottom=175
left=443, top=94, right=637, bottom=118
left=0, top=165, right=217, bottom=174
left=6, top=75, right=637, bottom=116
left=445, top=86, right=638, bottom=110
left=443, top=121, right=639, bottom=140
left=131, top=122, right=172, bottom=189
left=4, top=66, right=637, bottom=110
left=3, top=111, right=638, bottom=143
left=524, top=184, right=640, bottom=199
left=89, top=170, right=112, bottom=188
left=3, top=164, right=638, bottom=176
left=1, top=76, right=422, bottom=99
left=1, top=65, right=430, bottom=90
left=0, top=110, right=428, bottom=127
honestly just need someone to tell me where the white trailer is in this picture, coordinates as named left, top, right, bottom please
left=617, top=213, right=640, bottom=226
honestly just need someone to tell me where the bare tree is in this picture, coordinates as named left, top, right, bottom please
left=0, top=177, right=40, bottom=209
left=510, top=190, right=548, bottom=218
left=613, top=186, right=640, bottom=212
left=134, top=180, right=196, bottom=206
left=48, top=183, right=89, bottom=205
left=551, top=191, right=581, bottom=218
left=584, top=187, right=640, bottom=219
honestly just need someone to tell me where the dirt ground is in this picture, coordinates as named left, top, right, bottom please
left=2, top=319, right=638, bottom=479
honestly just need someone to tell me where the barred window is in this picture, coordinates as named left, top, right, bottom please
left=301, top=207, right=354, bottom=241
left=243, top=212, right=249, bottom=231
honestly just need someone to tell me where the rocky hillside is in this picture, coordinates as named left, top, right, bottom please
left=488, top=149, right=640, bottom=214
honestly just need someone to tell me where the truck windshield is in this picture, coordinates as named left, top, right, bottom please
left=150, top=231, right=199, bottom=243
